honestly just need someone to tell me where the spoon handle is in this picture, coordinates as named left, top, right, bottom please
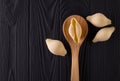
left=71, top=48, right=80, bottom=81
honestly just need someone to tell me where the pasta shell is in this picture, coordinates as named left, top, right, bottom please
left=46, top=38, right=67, bottom=56
left=93, top=27, right=115, bottom=43
left=68, top=18, right=82, bottom=43
left=86, top=13, right=111, bottom=27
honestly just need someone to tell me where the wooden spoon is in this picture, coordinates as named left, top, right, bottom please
left=63, top=15, right=88, bottom=81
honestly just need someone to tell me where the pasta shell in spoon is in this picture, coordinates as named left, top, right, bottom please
left=86, top=13, right=111, bottom=27
left=93, top=27, right=115, bottom=43
left=68, top=17, right=82, bottom=43
left=46, top=38, right=67, bottom=56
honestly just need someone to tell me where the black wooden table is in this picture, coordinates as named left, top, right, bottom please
left=0, top=0, right=120, bottom=81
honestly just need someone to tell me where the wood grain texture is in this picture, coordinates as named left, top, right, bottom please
left=0, top=0, right=120, bottom=81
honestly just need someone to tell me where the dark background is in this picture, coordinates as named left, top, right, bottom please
left=0, top=0, right=120, bottom=81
